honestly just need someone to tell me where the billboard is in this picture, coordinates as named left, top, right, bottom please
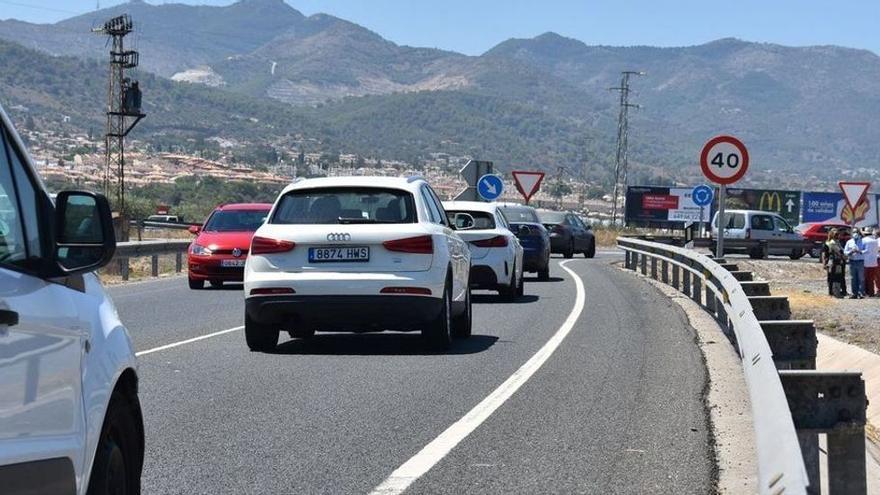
left=625, top=186, right=711, bottom=227
left=722, top=188, right=801, bottom=225
left=802, top=191, right=878, bottom=227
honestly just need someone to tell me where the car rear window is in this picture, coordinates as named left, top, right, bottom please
left=446, top=210, right=495, bottom=229
left=499, top=206, right=539, bottom=223
left=537, top=210, right=566, bottom=224
left=204, top=210, right=269, bottom=232
left=271, top=187, right=416, bottom=224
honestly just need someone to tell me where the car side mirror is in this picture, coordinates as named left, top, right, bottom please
left=50, top=191, right=116, bottom=276
left=188, top=225, right=201, bottom=235
left=517, top=224, right=531, bottom=237
left=453, top=212, right=475, bottom=230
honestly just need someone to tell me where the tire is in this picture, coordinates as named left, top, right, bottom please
left=423, top=281, right=452, bottom=351
left=209, top=280, right=223, bottom=288
left=809, top=247, right=821, bottom=259
left=288, top=328, right=315, bottom=339
left=516, top=267, right=525, bottom=297
left=499, top=268, right=518, bottom=301
left=188, top=277, right=204, bottom=290
left=789, top=249, right=805, bottom=260
left=245, top=313, right=280, bottom=352
left=87, top=391, right=144, bottom=495
left=452, top=287, right=472, bottom=339
left=586, top=240, right=596, bottom=259
left=563, top=241, right=574, bottom=259
left=538, top=265, right=550, bottom=281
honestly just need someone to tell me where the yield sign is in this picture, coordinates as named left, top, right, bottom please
left=839, top=181, right=871, bottom=211
left=512, top=171, right=545, bottom=203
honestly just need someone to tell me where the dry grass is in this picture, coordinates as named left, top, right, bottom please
left=99, top=253, right=184, bottom=285
left=593, top=227, right=641, bottom=247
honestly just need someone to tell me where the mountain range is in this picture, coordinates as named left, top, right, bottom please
left=1, top=0, right=879, bottom=185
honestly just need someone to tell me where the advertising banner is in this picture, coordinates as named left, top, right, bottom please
left=723, top=188, right=801, bottom=225
left=802, top=191, right=878, bottom=227
left=625, top=186, right=711, bottom=227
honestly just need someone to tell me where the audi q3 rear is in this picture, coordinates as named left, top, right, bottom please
left=244, top=176, right=472, bottom=352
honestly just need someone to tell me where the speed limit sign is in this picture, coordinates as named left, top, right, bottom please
left=700, top=135, right=749, bottom=185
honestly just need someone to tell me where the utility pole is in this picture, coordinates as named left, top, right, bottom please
left=610, top=70, right=644, bottom=226
left=93, top=14, right=145, bottom=238
left=555, top=165, right=565, bottom=209
left=578, top=136, right=591, bottom=212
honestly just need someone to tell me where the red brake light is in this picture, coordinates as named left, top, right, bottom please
left=383, top=235, right=433, bottom=254
left=471, top=235, right=509, bottom=247
left=251, top=236, right=295, bottom=255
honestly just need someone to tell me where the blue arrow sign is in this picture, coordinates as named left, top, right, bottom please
left=477, top=174, right=504, bottom=201
left=692, top=184, right=714, bottom=207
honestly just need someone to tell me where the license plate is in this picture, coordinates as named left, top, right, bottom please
left=309, top=246, right=370, bottom=262
left=221, top=259, right=246, bottom=267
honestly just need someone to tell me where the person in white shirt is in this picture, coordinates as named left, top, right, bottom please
left=865, top=228, right=880, bottom=297
left=845, top=229, right=867, bottom=298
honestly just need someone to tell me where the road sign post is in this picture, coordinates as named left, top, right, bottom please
left=700, top=135, right=750, bottom=259
left=512, top=171, right=545, bottom=204
left=691, top=185, right=714, bottom=238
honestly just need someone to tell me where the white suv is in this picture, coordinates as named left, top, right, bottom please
left=0, top=104, right=143, bottom=493
left=244, top=176, right=472, bottom=351
left=442, top=200, right=524, bottom=300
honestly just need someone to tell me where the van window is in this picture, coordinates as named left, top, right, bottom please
left=751, top=215, right=774, bottom=231
left=773, top=216, right=792, bottom=232
left=716, top=213, right=745, bottom=229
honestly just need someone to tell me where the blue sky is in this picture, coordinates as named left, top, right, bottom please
left=1, top=0, right=878, bottom=55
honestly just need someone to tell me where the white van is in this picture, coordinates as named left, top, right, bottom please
left=0, top=103, right=143, bottom=493
left=711, top=209, right=806, bottom=259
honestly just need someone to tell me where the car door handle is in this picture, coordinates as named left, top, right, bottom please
left=0, top=309, right=18, bottom=327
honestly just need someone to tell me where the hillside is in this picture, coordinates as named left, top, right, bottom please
left=2, top=0, right=880, bottom=180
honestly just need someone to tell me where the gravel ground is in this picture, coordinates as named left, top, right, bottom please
left=736, top=257, right=880, bottom=355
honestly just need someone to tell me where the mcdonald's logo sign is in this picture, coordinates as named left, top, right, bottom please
left=758, top=191, right=782, bottom=212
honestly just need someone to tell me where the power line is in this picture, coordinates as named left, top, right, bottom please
left=609, top=70, right=644, bottom=226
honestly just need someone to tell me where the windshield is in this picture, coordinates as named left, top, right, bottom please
left=499, top=206, right=539, bottom=223
left=203, top=210, right=268, bottom=232
left=537, top=210, right=566, bottom=224
left=271, top=187, right=416, bottom=224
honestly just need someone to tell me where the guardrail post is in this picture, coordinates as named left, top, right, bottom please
left=691, top=275, right=702, bottom=305
left=650, top=257, right=658, bottom=280
left=671, top=264, right=680, bottom=289
left=118, top=257, right=129, bottom=281
left=661, top=260, right=669, bottom=284
left=780, top=370, right=867, bottom=495
left=640, top=253, right=648, bottom=275
left=705, top=285, right=716, bottom=314
left=682, top=268, right=691, bottom=295
left=797, top=432, right=821, bottom=495
left=175, top=251, right=183, bottom=273
left=715, top=299, right=729, bottom=334
left=151, top=255, right=159, bottom=277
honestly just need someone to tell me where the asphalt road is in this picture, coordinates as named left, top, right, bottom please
left=108, top=250, right=714, bottom=494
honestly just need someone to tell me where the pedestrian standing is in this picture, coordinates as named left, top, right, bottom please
left=845, top=228, right=867, bottom=298
left=863, top=227, right=880, bottom=297
left=822, top=229, right=847, bottom=297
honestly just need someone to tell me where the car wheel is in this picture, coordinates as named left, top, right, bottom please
left=586, top=240, right=596, bottom=259
left=452, top=287, right=472, bottom=339
left=288, top=328, right=315, bottom=339
left=245, top=313, right=280, bottom=352
left=499, top=269, right=518, bottom=301
left=424, top=281, right=452, bottom=351
left=563, top=241, right=574, bottom=259
left=86, top=391, right=144, bottom=495
left=789, top=249, right=805, bottom=260
left=188, top=277, right=204, bottom=290
left=538, top=265, right=550, bottom=280
left=209, top=280, right=223, bottom=288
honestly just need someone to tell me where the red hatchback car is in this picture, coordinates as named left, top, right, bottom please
left=187, top=203, right=272, bottom=289
left=795, top=222, right=852, bottom=258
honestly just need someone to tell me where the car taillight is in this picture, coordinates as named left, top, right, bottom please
left=250, top=287, right=295, bottom=295
left=471, top=235, right=508, bottom=247
left=383, top=235, right=433, bottom=254
left=251, top=236, right=295, bottom=255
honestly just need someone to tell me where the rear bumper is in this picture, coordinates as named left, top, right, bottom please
left=549, top=235, right=570, bottom=252
left=522, top=249, right=549, bottom=272
left=188, top=257, right=246, bottom=281
left=246, top=295, right=442, bottom=331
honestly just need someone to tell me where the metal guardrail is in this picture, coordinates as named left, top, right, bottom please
left=113, top=239, right=191, bottom=280
left=617, top=237, right=811, bottom=494
left=619, top=237, right=869, bottom=494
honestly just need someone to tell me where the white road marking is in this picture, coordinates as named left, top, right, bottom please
left=135, top=326, right=243, bottom=357
left=368, top=260, right=586, bottom=495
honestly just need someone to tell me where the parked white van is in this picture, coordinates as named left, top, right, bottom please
left=0, top=103, right=143, bottom=494
left=711, top=209, right=806, bottom=259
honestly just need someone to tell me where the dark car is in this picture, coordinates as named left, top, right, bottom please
left=498, top=202, right=551, bottom=280
left=187, top=203, right=272, bottom=289
left=537, top=209, right=595, bottom=259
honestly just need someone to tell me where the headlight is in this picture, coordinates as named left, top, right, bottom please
left=191, top=243, right=212, bottom=256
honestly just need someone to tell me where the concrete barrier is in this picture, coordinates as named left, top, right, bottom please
left=748, top=296, right=792, bottom=320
